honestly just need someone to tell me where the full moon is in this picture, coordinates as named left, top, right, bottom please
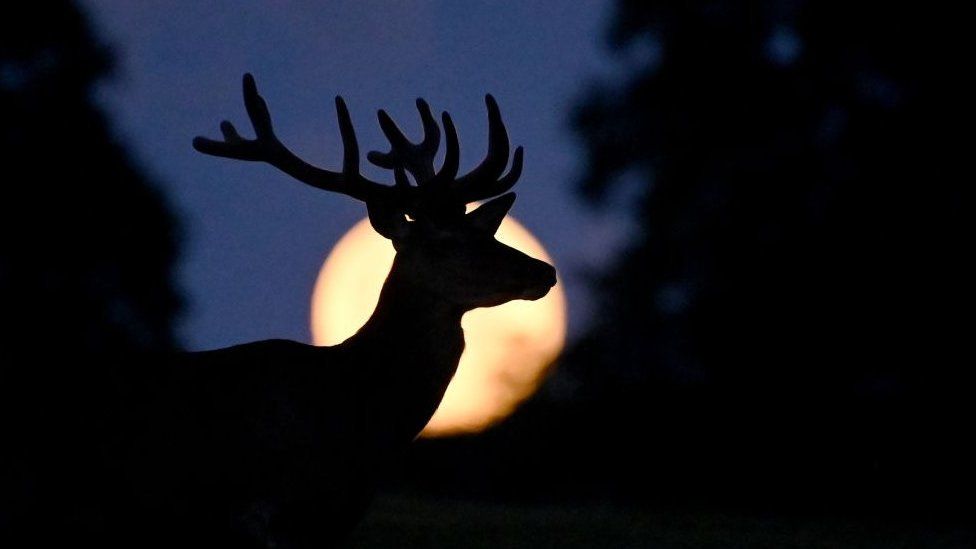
left=311, top=216, right=567, bottom=437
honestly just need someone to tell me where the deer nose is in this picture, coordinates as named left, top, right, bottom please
left=541, top=264, right=557, bottom=287
left=530, top=261, right=557, bottom=288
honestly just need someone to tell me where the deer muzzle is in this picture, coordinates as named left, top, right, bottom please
left=519, top=262, right=557, bottom=301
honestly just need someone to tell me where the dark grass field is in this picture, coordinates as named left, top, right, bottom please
left=345, top=493, right=975, bottom=548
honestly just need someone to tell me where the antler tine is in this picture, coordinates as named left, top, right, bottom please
left=193, top=73, right=398, bottom=204
left=436, top=111, right=461, bottom=184
left=455, top=145, right=523, bottom=204
left=452, top=95, right=511, bottom=186
left=447, top=94, right=523, bottom=204
left=367, top=99, right=441, bottom=184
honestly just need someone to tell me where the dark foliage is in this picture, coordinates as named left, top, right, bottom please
left=565, top=0, right=972, bottom=495
left=571, top=0, right=966, bottom=407
left=2, top=2, right=181, bottom=545
left=0, top=1, right=180, bottom=355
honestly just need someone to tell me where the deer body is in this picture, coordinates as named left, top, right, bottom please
left=114, top=231, right=551, bottom=548
left=127, top=299, right=464, bottom=546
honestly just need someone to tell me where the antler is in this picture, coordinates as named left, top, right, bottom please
left=194, top=74, right=523, bottom=221
left=367, top=99, right=445, bottom=185
left=366, top=95, right=524, bottom=205
left=193, top=73, right=402, bottom=205
left=451, top=95, right=524, bottom=204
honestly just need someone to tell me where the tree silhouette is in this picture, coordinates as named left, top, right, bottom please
left=572, top=2, right=965, bottom=404
left=1, top=1, right=180, bottom=356
left=2, top=3, right=181, bottom=544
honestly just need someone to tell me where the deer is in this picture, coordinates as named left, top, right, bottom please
left=46, top=74, right=555, bottom=549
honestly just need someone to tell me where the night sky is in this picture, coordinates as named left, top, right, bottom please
left=82, top=0, right=620, bottom=350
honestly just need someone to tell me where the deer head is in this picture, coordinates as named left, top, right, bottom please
left=193, top=74, right=555, bottom=311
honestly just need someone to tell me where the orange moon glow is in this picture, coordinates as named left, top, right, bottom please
left=311, top=216, right=567, bottom=437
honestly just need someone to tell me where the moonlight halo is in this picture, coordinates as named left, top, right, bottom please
left=311, top=216, right=567, bottom=437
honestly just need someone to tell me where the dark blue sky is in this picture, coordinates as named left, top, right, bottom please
left=83, top=0, right=630, bottom=350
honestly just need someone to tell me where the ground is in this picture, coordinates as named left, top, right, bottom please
left=345, top=493, right=974, bottom=548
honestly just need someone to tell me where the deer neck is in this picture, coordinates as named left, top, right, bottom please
left=339, top=256, right=466, bottom=396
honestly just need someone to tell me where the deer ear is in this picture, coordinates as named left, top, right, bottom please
left=367, top=202, right=411, bottom=245
left=467, top=193, right=515, bottom=235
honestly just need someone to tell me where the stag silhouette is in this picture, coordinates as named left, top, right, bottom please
left=13, top=74, right=554, bottom=549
